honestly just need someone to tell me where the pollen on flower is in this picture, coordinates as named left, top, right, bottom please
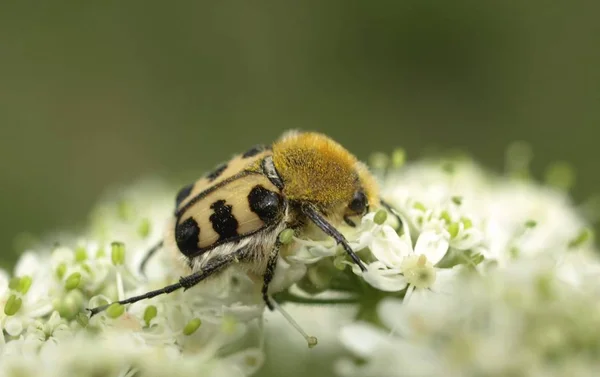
left=4, top=294, right=22, bottom=316
left=143, top=305, right=158, bottom=327
left=245, top=355, right=259, bottom=367
left=391, top=148, right=406, bottom=168
left=524, top=219, right=537, bottom=228
left=401, top=255, right=437, bottom=289
left=138, top=218, right=151, bottom=238
left=18, top=276, right=32, bottom=294
left=64, top=272, right=82, bottom=290
left=373, top=209, right=388, bottom=225
left=451, top=196, right=463, bottom=205
left=183, top=318, right=202, bottom=335
left=74, top=246, right=87, bottom=262
left=568, top=227, right=593, bottom=248
left=95, top=248, right=106, bottom=259
left=278, top=228, right=295, bottom=244
left=56, top=263, right=67, bottom=279
left=106, top=303, right=125, bottom=319
left=221, top=316, right=238, bottom=335
left=461, top=217, right=472, bottom=229
left=448, top=222, right=460, bottom=238
left=110, top=241, right=126, bottom=265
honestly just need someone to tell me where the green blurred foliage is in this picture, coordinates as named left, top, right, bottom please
left=1, top=0, right=599, bottom=272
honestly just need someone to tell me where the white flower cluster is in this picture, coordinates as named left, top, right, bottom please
left=286, top=157, right=593, bottom=305
left=337, top=254, right=600, bottom=377
left=0, top=153, right=597, bottom=377
left=280, top=154, right=599, bottom=376
left=0, top=181, right=264, bottom=377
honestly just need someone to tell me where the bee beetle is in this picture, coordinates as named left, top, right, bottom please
left=89, top=131, right=398, bottom=315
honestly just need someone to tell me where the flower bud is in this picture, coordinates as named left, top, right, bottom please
left=111, top=242, right=126, bottom=266
left=144, top=305, right=158, bottom=327
left=278, top=229, right=295, bottom=245
left=65, top=272, right=82, bottom=290
left=373, top=209, right=388, bottom=225
left=106, top=303, right=125, bottom=318
left=4, top=294, right=22, bottom=316
left=183, top=318, right=202, bottom=335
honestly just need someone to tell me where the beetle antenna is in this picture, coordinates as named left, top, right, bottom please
left=138, top=240, right=164, bottom=277
left=88, top=248, right=246, bottom=316
left=300, top=203, right=367, bottom=272
left=379, top=199, right=403, bottom=230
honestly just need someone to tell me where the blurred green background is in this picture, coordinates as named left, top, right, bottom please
left=1, top=0, right=598, bottom=271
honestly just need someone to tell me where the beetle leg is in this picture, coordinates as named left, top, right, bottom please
left=261, top=241, right=281, bottom=311
left=89, top=247, right=249, bottom=316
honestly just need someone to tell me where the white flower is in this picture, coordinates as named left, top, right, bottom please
left=337, top=256, right=600, bottom=377
left=337, top=321, right=441, bottom=377
left=355, top=213, right=408, bottom=268
left=380, top=159, right=590, bottom=266
left=0, top=252, right=55, bottom=339
left=345, top=214, right=460, bottom=303
left=482, top=181, right=588, bottom=263
left=1, top=149, right=598, bottom=377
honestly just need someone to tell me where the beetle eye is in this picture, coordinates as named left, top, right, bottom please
left=348, top=191, right=367, bottom=214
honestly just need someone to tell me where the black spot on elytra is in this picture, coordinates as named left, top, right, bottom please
left=248, top=185, right=283, bottom=223
left=206, top=163, right=227, bottom=182
left=209, top=200, right=239, bottom=239
left=175, top=217, right=200, bottom=257
left=175, top=183, right=194, bottom=208
left=242, top=144, right=269, bottom=158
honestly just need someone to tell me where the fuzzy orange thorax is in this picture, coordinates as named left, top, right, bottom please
left=272, top=131, right=379, bottom=211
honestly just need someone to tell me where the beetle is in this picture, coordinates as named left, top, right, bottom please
left=88, top=131, right=399, bottom=316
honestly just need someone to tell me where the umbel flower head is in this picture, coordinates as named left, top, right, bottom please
left=337, top=254, right=600, bottom=377
left=0, top=182, right=265, bottom=377
left=0, top=147, right=597, bottom=377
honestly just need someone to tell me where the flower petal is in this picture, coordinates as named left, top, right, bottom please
left=368, top=226, right=409, bottom=268
left=414, top=231, right=449, bottom=264
left=339, top=322, right=391, bottom=358
left=361, top=262, right=408, bottom=292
